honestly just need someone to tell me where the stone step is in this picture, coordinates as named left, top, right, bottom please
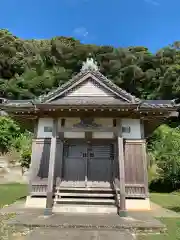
left=56, top=187, right=115, bottom=192
left=53, top=204, right=118, bottom=214
left=55, top=197, right=116, bottom=204
left=55, top=192, right=114, bottom=197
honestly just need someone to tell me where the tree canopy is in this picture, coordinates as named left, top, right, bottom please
left=0, top=29, right=180, bottom=101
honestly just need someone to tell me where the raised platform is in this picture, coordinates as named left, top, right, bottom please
left=23, top=228, right=134, bottom=240
left=4, top=209, right=165, bottom=234
left=0, top=200, right=166, bottom=235
left=25, top=196, right=151, bottom=212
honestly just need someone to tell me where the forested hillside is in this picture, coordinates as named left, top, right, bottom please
left=1, top=29, right=180, bottom=101
left=1, top=29, right=180, bottom=191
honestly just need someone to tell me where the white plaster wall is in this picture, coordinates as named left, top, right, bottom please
left=37, top=118, right=62, bottom=138
left=67, top=81, right=111, bottom=97
left=37, top=117, right=142, bottom=139
left=37, top=118, right=53, bottom=138
left=121, top=119, right=141, bottom=139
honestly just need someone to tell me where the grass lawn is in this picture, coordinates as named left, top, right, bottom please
left=0, top=184, right=27, bottom=239
left=138, top=193, right=180, bottom=239
left=138, top=218, right=180, bottom=240
left=0, top=183, right=27, bottom=208
left=150, top=192, right=180, bottom=212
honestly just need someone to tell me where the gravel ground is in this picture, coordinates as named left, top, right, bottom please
left=0, top=213, right=32, bottom=240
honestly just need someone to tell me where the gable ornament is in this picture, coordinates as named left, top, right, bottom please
left=81, top=57, right=99, bottom=72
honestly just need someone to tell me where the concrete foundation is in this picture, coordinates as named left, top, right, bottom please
left=25, top=196, right=46, bottom=208
left=126, top=198, right=151, bottom=211
left=25, top=196, right=151, bottom=212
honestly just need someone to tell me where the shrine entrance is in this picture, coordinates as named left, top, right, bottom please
left=62, top=141, right=114, bottom=188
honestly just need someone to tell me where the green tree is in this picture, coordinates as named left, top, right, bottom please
left=0, top=117, right=20, bottom=152
left=148, top=125, right=180, bottom=189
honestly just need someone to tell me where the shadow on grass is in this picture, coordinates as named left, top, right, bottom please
left=168, top=206, right=180, bottom=213
left=18, top=196, right=26, bottom=201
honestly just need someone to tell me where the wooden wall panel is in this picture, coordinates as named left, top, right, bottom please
left=31, top=139, right=62, bottom=180
left=124, top=140, right=148, bottom=197
left=30, top=138, right=148, bottom=198
left=37, top=140, right=50, bottom=178
left=124, top=140, right=146, bottom=184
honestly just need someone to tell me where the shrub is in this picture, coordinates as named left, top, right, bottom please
left=148, top=124, right=180, bottom=191
left=0, top=117, right=20, bottom=152
left=19, top=148, right=31, bottom=169
left=9, top=130, right=32, bottom=170
left=16, top=132, right=32, bottom=170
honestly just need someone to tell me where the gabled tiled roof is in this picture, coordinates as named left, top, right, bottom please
left=140, top=100, right=176, bottom=109
left=42, top=97, right=133, bottom=106
left=37, top=69, right=141, bottom=103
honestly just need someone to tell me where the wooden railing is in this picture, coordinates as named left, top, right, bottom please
left=30, top=178, right=147, bottom=198
left=125, top=184, right=146, bottom=198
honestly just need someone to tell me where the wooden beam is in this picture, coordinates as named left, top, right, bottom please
left=57, top=121, right=64, bottom=183
left=55, top=140, right=64, bottom=187
left=118, top=136, right=127, bottom=216
left=116, top=119, right=127, bottom=217
left=34, top=119, right=38, bottom=138
left=60, top=127, right=115, bottom=132
left=85, top=131, right=92, bottom=141
left=140, top=119, right=145, bottom=139
left=44, top=118, right=58, bottom=215
left=125, top=139, right=146, bottom=144
left=167, top=111, right=179, bottom=117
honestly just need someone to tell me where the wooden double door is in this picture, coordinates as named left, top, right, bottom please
left=62, top=142, right=114, bottom=187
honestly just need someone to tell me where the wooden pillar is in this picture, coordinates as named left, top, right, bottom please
left=116, top=119, right=127, bottom=217
left=142, top=140, right=149, bottom=198
left=56, top=132, right=64, bottom=185
left=44, top=118, right=58, bottom=215
left=140, top=120, right=149, bottom=198
left=28, top=119, right=38, bottom=194
left=117, top=137, right=127, bottom=216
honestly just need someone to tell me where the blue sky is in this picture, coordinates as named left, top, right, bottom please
left=0, top=0, right=179, bottom=52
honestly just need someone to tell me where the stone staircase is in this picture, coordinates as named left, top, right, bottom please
left=53, top=186, right=118, bottom=214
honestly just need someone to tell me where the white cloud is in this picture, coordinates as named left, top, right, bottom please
left=73, top=27, right=97, bottom=43
left=73, top=27, right=89, bottom=38
left=144, top=0, right=160, bottom=6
